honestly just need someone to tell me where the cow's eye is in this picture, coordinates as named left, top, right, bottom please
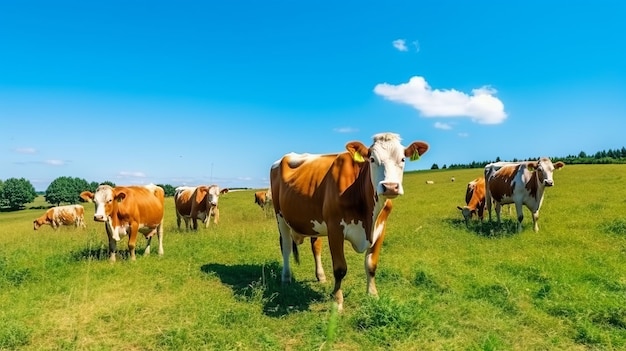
left=401, top=157, right=406, bottom=163
left=369, top=157, right=375, bottom=163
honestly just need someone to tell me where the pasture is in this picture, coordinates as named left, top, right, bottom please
left=1, top=165, right=625, bottom=350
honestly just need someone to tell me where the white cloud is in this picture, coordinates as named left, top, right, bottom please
left=392, top=39, right=408, bottom=52
left=45, top=159, right=65, bottom=166
left=373, top=76, right=507, bottom=124
left=15, top=147, right=36, bottom=154
left=434, top=122, right=452, bottom=130
left=333, top=127, right=359, bottom=133
left=118, top=171, right=146, bottom=178
left=411, top=40, right=420, bottom=52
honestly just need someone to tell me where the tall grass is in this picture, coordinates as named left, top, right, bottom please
left=0, top=164, right=625, bottom=350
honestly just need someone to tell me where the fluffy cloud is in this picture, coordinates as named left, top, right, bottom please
left=333, top=127, right=359, bottom=133
left=45, top=159, right=65, bottom=166
left=118, top=171, right=146, bottom=178
left=15, top=147, right=36, bottom=154
left=374, top=76, right=507, bottom=124
left=392, top=39, right=408, bottom=52
left=434, top=122, right=452, bottom=130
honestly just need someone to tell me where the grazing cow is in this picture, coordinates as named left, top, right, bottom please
left=80, top=184, right=165, bottom=261
left=271, top=132, right=429, bottom=311
left=33, top=204, right=86, bottom=230
left=425, top=180, right=434, bottom=185
left=174, top=185, right=228, bottom=230
left=486, top=157, right=565, bottom=232
left=456, top=177, right=486, bottom=225
left=254, top=188, right=273, bottom=218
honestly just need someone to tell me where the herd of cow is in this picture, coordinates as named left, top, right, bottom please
left=30, top=132, right=565, bottom=311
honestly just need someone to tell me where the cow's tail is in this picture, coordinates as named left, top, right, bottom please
left=292, top=241, right=300, bottom=265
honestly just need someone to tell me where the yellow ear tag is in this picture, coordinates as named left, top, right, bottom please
left=353, top=151, right=365, bottom=163
left=410, top=151, right=421, bottom=162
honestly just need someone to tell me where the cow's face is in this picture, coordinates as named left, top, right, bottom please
left=531, top=158, right=565, bottom=187
left=347, top=133, right=429, bottom=199
left=89, top=185, right=115, bottom=222
left=206, top=186, right=221, bottom=207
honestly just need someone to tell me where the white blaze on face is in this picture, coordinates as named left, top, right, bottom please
left=536, top=158, right=557, bottom=186
left=341, top=219, right=369, bottom=253
left=92, top=186, right=122, bottom=241
left=207, top=186, right=221, bottom=207
left=369, top=133, right=406, bottom=196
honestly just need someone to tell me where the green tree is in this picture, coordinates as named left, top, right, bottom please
left=88, top=181, right=99, bottom=192
left=100, top=180, right=116, bottom=187
left=430, top=163, right=439, bottom=170
left=157, top=184, right=176, bottom=197
left=45, top=176, right=90, bottom=205
left=0, top=177, right=37, bottom=209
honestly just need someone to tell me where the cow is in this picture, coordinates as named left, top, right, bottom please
left=425, top=180, right=434, bottom=184
left=486, top=157, right=565, bottom=232
left=80, top=184, right=165, bottom=261
left=456, top=177, right=486, bottom=226
left=174, top=185, right=228, bottom=230
left=254, top=188, right=273, bottom=218
left=270, top=132, right=429, bottom=312
left=33, top=204, right=86, bottom=230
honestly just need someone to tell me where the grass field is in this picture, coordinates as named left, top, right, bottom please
left=1, top=165, right=625, bottom=350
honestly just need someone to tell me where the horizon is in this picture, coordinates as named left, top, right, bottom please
left=2, top=1, right=625, bottom=192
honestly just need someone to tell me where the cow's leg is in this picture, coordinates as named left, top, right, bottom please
left=365, top=226, right=387, bottom=298
left=192, top=216, right=199, bottom=231
left=310, top=237, right=326, bottom=283
left=515, top=202, right=524, bottom=232
left=106, top=226, right=117, bottom=262
left=213, top=207, right=219, bottom=225
left=157, top=221, right=164, bottom=255
left=531, top=210, right=539, bottom=232
left=277, top=216, right=293, bottom=283
left=495, top=202, right=502, bottom=226
left=328, top=228, right=347, bottom=313
left=176, top=213, right=182, bottom=230
left=485, top=186, right=493, bottom=222
left=128, top=223, right=139, bottom=260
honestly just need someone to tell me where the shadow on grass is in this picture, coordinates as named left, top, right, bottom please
left=445, top=217, right=520, bottom=238
left=70, top=245, right=146, bottom=261
left=201, top=262, right=327, bottom=318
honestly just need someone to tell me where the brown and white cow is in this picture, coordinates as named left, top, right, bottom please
left=33, top=204, right=86, bottom=230
left=457, top=177, right=486, bottom=225
left=254, top=188, right=273, bottom=218
left=174, top=185, right=228, bottom=230
left=80, top=184, right=165, bottom=261
left=486, top=157, right=565, bottom=232
left=270, top=132, right=429, bottom=311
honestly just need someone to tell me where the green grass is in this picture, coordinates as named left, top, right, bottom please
left=1, top=164, right=625, bottom=350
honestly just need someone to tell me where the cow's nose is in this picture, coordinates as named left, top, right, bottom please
left=544, top=180, right=554, bottom=187
left=381, top=182, right=400, bottom=195
left=94, top=214, right=105, bottom=222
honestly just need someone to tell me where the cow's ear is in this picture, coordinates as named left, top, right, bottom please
left=79, top=191, right=94, bottom=202
left=526, top=162, right=538, bottom=171
left=346, top=141, right=369, bottom=163
left=195, top=186, right=208, bottom=202
left=554, top=161, right=565, bottom=169
left=114, top=192, right=127, bottom=202
left=405, top=141, right=429, bottom=161
left=221, top=188, right=229, bottom=194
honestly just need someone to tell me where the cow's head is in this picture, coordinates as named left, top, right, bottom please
left=80, top=185, right=124, bottom=241
left=346, top=132, right=429, bottom=198
left=202, top=185, right=228, bottom=208
left=527, top=157, right=565, bottom=187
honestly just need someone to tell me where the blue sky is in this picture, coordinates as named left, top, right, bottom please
left=1, top=1, right=625, bottom=191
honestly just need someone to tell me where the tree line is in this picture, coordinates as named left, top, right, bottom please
left=0, top=176, right=178, bottom=211
left=429, top=147, right=626, bottom=170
